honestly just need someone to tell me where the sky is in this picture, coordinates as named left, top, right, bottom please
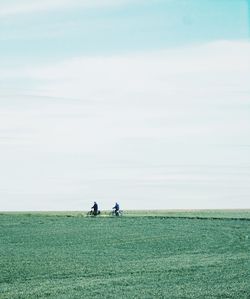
left=0, top=0, right=250, bottom=211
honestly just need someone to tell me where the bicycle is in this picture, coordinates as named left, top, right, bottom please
left=109, top=210, right=123, bottom=217
left=86, top=210, right=101, bottom=216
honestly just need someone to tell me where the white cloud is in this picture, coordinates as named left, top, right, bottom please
left=0, top=0, right=147, bottom=17
left=3, top=40, right=250, bottom=76
left=2, top=40, right=249, bottom=103
left=1, top=40, right=250, bottom=210
left=1, top=40, right=250, bottom=152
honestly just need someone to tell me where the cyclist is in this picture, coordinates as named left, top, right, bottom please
left=91, top=201, right=99, bottom=216
left=112, top=202, right=120, bottom=216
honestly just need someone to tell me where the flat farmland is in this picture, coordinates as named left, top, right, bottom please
left=0, top=211, right=249, bottom=298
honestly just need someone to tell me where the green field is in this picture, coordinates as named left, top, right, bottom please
left=0, top=211, right=250, bottom=298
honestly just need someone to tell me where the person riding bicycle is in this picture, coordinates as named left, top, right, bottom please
left=91, top=201, right=99, bottom=216
left=112, top=202, right=120, bottom=216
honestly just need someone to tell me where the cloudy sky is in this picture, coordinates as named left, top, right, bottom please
left=0, top=0, right=250, bottom=211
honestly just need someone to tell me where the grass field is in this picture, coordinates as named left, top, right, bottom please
left=0, top=211, right=250, bottom=298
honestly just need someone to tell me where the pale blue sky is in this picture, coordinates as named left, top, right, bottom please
left=0, top=0, right=250, bottom=210
left=0, top=0, right=249, bottom=63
